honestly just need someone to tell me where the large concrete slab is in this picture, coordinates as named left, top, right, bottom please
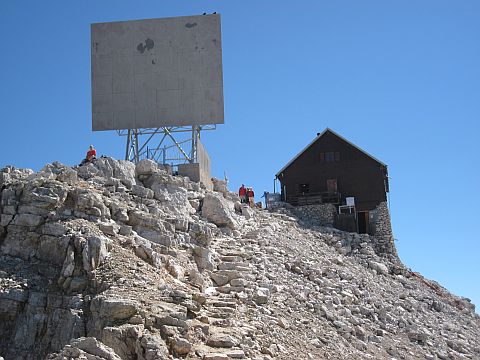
left=91, top=14, right=224, bottom=131
left=178, top=138, right=212, bottom=189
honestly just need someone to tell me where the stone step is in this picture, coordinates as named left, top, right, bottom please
left=206, top=307, right=236, bottom=319
left=226, top=349, right=246, bottom=359
left=202, top=349, right=246, bottom=359
left=206, top=334, right=238, bottom=348
left=193, top=346, right=246, bottom=360
left=230, top=278, right=248, bottom=287
left=209, top=318, right=231, bottom=327
left=214, top=270, right=245, bottom=281
left=216, top=245, right=245, bottom=252
left=216, top=285, right=245, bottom=294
left=208, top=300, right=237, bottom=308
left=219, top=255, right=243, bottom=263
left=202, top=354, right=229, bottom=360
left=217, top=262, right=249, bottom=271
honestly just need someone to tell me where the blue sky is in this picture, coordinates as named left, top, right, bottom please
left=1, top=1, right=479, bottom=309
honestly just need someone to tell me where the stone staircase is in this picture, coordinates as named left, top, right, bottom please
left=191, top=222, right=265, bottom=359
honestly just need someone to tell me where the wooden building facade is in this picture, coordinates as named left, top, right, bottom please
left=275, top=128, right=389, bottom=233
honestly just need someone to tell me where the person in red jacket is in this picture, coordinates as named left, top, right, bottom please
left=247, top=187, right=255, bottom=207
left=86, top=145, right=97, bottom=162
left=238, top=184, right=247, bottom=203
left=80, top=145, right=97, bottom=166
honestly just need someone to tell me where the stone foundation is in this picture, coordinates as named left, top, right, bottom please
left=292, top=204, right=336, bottom=227
left=370, top=201, right=397, bottom=257
left=279, top=201, right=397, bottom=258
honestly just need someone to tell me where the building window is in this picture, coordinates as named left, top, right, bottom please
left=320, top=152, right=340, bottom=162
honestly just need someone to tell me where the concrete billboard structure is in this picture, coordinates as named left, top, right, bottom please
left=178, top=138, right=212, bottom=189
left=91, top=14, right=224, bottom=131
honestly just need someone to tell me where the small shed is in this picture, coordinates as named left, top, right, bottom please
left=275, top=128, right=389, bottom=234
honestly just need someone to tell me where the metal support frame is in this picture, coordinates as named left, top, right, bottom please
left=117, top=125, right=216, bottom=165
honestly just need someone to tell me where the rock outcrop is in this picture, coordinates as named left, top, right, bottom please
left=0, top=158, right=478, bottom=360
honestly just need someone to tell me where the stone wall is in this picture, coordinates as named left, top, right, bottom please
left=370, top=201, right=397, bottom=257
left=279, top=201, right=397, bottom=259
left=292, top=204, right=337, bottom=227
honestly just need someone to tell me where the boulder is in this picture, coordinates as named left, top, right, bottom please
left=211, top=177, right=228, bottom=194
left=150, top=184, right=194, bottom=216
left=131, top=184, right=154, bottom=199
left=77, top=162, right=101, bottom=180
left=368, top=261, right=389, bottom=276
left=134, top=236, right=161, bottom=267
left=91, top=297, right=138, bottom=323
left=253, top=288, right=269, bottom=305
left=202, top=193, right=237, bottom=229
left=78, top=158, right=136, bottom=188
left=101, top=324, right=144, bottom=360
left=41, top=162, right=77, bottom=185
left=166, top=258, right=185, bottom=279
left=241, top=205, right=254, bottom=219
left=135, top=159, right=158, bottom=176
left=111, top=160, right=136, bottom=188
left=170, top=337, right=192, bottom=356
left=189, top=222, right=213, bottom=246
left=82, top=235, right=111, bottom=271
left=194, top=246, right=214, bottom=271
left=74, top=189, right=109, bottom=219
left=210, top=272, right=229, bottom=287
left=53, top=337, right=122, bottom=360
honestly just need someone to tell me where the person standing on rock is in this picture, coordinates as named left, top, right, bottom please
left=239, top=184, right=247, bottom=203
left=247, top=187, right=255, bottom=207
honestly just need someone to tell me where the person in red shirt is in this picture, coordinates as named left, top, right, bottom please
left=247, top=187, right=255, bottom=207
left=86, top=145, right=97, bottom=162
left=238, top=184, right=247, bottom=203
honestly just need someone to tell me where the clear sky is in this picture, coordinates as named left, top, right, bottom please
left=1, top=1, right=479, bottom=309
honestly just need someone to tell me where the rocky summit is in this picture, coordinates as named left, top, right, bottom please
left=0, top=158, right=478, bottom=360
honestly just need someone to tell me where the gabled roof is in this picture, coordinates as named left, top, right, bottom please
left=275, top=128, right=386, bottom=177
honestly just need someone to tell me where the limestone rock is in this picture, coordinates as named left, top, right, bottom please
left=206, top=334, right=237, bottom=348
left=203, top=354, right=229, bottom=360
left=90, top=297, right=138, bottom=325
left=0, top=157, right=478, bottom=360
left=101, top=324, right=144, bottom=359
left=131, top=184, right=154, bottom=199
left=368, top=261, right=389, bottom=276
left=253, top=288, right=269, bottom=305
left=50, top=337, right=122, bottom=360
left=135, top=159, right=159, bottom=176
left=202, top=193, right=237, bottom=229
left=170, top=337, right=192, bottom=356
left=82, top=235, right=111, bottom=272
left=13, top=213, right=44, bottom=227
left=211, top=177, right=228, bottom=194
left=194, top=246, right=214, bottom=271
left=241, top=205, right=254, bottom=219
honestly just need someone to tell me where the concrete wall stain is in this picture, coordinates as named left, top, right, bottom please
left=136, top=38, right=155, bottom=54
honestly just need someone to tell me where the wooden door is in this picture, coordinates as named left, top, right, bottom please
left=327, top=179, right=337, bottom=193
left=357, top=211, right=369, bottom=234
